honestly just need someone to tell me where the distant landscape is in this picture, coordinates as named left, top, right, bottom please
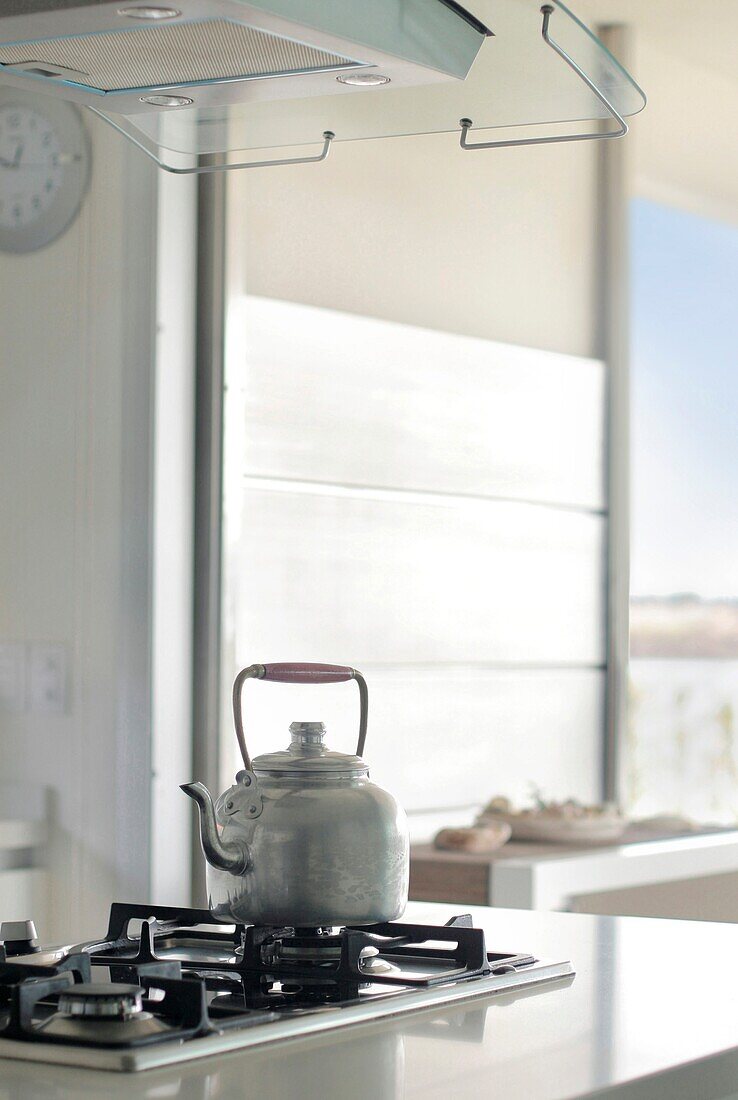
left=631, top=595, right=738, bottom=658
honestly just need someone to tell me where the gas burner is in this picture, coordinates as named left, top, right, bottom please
left=258, top=928, right=398, bottom=977
left=0, top=902, right=574, bottom=1072
left=57, top=982, right=143, bottom=1019
left=38, top=983, right=177, bottom=1045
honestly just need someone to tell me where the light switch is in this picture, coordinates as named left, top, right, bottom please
left=29, top=643, right=68, bottom=714
left=0, top=643, right=26, bottom=713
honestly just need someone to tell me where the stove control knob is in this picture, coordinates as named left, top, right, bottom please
left=0, top=919, right=39, bottom=956
left=58, top=982, right=144, bottom=1020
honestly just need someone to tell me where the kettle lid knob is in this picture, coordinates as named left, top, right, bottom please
left=289, top=721, right=326, bottom=749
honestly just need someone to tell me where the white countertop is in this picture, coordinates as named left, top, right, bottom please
left=2, top=901, right=738, bottom=1100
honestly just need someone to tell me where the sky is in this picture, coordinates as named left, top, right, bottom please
left=630, top=198, right=738, bottom=599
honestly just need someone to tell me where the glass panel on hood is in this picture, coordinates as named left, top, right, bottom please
left=89, top=0, right=645, bottom=172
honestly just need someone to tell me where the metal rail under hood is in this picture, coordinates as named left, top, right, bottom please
left=0, top=0, right=645, bottom=172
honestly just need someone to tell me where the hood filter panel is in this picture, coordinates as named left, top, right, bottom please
left=0, top=19, right=360, bottom=93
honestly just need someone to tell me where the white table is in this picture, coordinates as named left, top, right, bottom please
left=488, top=829, right=738, bottom=911
left=411, top=830, right=738, bottom=918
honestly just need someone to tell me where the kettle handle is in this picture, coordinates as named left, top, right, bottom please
left=232, top=663, right=368, bottom=772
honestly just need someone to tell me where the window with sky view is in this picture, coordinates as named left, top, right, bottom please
left=627, top=198, right=738, bottom=822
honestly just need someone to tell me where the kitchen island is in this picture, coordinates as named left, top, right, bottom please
left=1, top=901, right=736, bottom=1100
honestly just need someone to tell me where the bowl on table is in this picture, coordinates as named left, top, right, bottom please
left=475, top=796, right=628, bottom=845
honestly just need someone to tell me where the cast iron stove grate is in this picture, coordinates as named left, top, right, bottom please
left=86, top=902, right=536, bottom=988
left=0, top=902, right=540, bottom=1052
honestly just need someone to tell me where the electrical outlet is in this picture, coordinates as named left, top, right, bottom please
left=29, top=643, right=68, bottom=714
left=0, top=643, right=26, bottom=713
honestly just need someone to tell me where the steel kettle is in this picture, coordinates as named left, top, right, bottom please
left=182, top=663, right=409, bottom=927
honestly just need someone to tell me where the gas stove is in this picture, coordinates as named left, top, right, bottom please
left=0, top=904, right=573, bottom=1072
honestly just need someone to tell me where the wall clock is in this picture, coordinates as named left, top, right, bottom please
left=0, top=92, right=90, bottom=254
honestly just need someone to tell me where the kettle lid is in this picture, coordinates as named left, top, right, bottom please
left=252, top=721, right=369, bottom=777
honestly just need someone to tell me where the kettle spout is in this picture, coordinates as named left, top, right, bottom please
left=181, top=782, right=250, bottom=874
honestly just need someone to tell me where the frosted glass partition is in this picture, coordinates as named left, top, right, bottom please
left=232, top=297, right=606, bottom=511
left=221, top=297, right=608, bottom=830
left=93, top=0, right=645, bottom=171
left=231, top=486, right=605, bottom=666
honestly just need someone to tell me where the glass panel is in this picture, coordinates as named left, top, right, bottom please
left=233, top=297, right=606, bottom=510
left=626, top=199, right=738, bottom=825
left=226, top=484, right=605, bottom=666
left=92, top=0, right=645, bottom=170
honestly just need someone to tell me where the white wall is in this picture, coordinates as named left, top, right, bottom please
left=235, top=132, right=599, bottom=358
left=0, top=104, right=159, bottom=941
left=631, top=39, right=738, bottom=225
left=580, top=0, right=738, bottom=225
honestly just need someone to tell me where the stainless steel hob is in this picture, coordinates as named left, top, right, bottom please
left=0, top=904, right=574, bottom=1072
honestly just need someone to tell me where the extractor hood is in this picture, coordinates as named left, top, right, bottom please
left=0, top=0, right=492, bottom=111
left=0, top=0, right=645, bottom=172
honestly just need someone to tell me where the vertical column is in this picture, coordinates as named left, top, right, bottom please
left=598, top=25, right=633, bottom=803
left=191, top=169, right=228, bottom=905
left=151, top=167, right=197, bottom=906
